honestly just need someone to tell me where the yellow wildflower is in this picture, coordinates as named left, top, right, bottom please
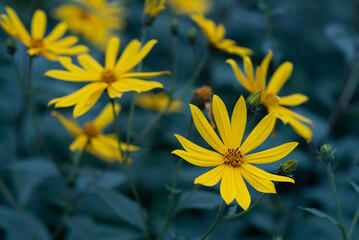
left=53, top=0, right=126, bottom=50
left=227, top=50, right=314, bottom=142
left=46, top=37, right=170, bottom=118
left=144, top=0, right=166, bottom=19
left=167, top=0, right=212, bottom=15
left=0, top=7, right=88, bottom=61
left=52, top=103, right=139, bottom=162
left=136, top=92, right=182, bottom=113
left=191, top=14, right=252, bottom=57
left=172, top=95, right=296, bottom=210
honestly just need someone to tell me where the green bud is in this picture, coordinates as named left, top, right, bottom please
left=246, top=90, right=262, bottom=107
left=187, top=27, right=197, bottom=45
left=317, top=143, right=335, bottom=164
left=170, top=18, right=179, bottom=36
left=142, top=14, right=154, bottom=26
left=6, top=38, right=17, bottom=55
left=277, top=160, right=297, bottom=176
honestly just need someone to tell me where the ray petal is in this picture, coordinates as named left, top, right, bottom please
left=242, top=163, right=295, bottom=183
left=69, top=135, right=88, bottom=152
left=279, top=94, right=308, bottom=106
left=172, top=150, right=223, bottom=167
left=212, top=95, right=233, bottom=148
left=105, top=37, right=120, bottom=69
left=43, top=22, right=67, bottom=43
left=266, top=62, right=293, bottom=95
left=239, top=167, right=276, bottom=193
left=220, top=166, right=236, bottom=204
left=245, top=142, right=298, bottom=164
left=226, top=59, right=252, bottom=92
left=51, top=111, right=82, bottom=136
left=234, top=168, right=251, bottom=210
left=194, top=165, right=226, bottom=186
left=31, top=10, right=47, bottom=40
left=94, top=102, right=121, bottom=130
left=231, top=96, right=247, bottom=148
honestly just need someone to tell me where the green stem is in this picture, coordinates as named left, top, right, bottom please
left=326, top=164, right=346, bottom=238
left=156, top=118, right=193, bottom=240
left=110, top=98, right=152, bottom=240
left=126, top=93, right=137, bottom=157
left=0, top=176, right=42, bottom=240
left=11, top=55, right=26, bottom=92
left=67, top=145, right=87, bottom=185
left=173, top=184, right=199, bottom=215
left=200, top=201, right=226, bottom=240
left=347, top=203, right=359, bottom=240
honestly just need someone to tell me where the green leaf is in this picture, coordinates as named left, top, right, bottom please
left=95, top=188, right=145, bottom=229
left=348, top=179, right=359, bottom=194
left=178, top=190, right=222, bottom=210
left=65, top=215, right=100, bottom=240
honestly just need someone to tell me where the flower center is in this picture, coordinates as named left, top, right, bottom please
left=100, top=69, right=117, bottom=84
left=30, top=38, right=43, bottom=48
left=224, top=148, right=245, bottom=168
left=83, top=122, right=99, bottom=138
left=79, top=10, right=91, bottom=20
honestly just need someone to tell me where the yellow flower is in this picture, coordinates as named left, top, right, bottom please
left=191, top=14, right=252, bottom=57
left=226, top=50, right=314, bottom=142
left=136, top=92, right=182, bottom=113
left=53, top=0, right=126, bottom=50
left=144, top=0, right=166, bottom=18
left=46, top=37, right=170, bottom=118
left=172, top=95, right=296, bottom=210
left=0, top=7, right=88, bottom=61
left=52, top=103, right=139, bottom=162
left=167, top=0, right=212, bottom=15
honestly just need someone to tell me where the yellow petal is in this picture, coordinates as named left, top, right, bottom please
left=31, top=10, right=47, bottom=40
left=121, top=71, right=171, bottom=79
left=58, top=57, right=86, bottom=72
left=78, top=54, right=103, bottom=72
left=128, top=39, right=158, bottom=72
left=226, top=59, right=252, bottom=92
left=105, top=37, right=120, bottom=69
left=50, top=36, right=78, bottom=47
left=6, top=7, right=31, bottom=45
left=244, top=56, right=255, bottom=89
left=43, top=22, right=67, bottom=43
left=231, top=96, right=247, bottom=148
left=90, top=137, right=121, bottom=161
left=245, top=142, right=298, bottom=164
left=266, top=62, right=293, bottom=95
left=212, top=95, right=232, bottom=148
left=111, top=78, right=163, bottom=93
left=279, top=94, right=309, bottom=106
left=45, top=70, right=99, bottom=81
left=239, top=167, right=276, bottom=193
left=51, top=111, right=82, bottom=136
left=115, top=39, right=141, bottom=73
left=172, top=150, right=223, bottom=167
left=220, top=166, right=236, bottom=204
left=107, top=86, right=123, bottom=99
left=288, top=117, right=313, bottom=143
left=69, top=135, right=88, bottom=152
left=52, top=45, right=88, bottom=55
left=234, top=169, right=251, bottom=210
left=94, top=102, right=121, bottom=130
left=242, top=163, right=295, bottom=183
left=259, top=50, right=273, bottom=89
left=240, top=113, right=276, bottom=154
left=189, top=104, right=227, bottom=154
left=194, top=164, right=226, bottom=186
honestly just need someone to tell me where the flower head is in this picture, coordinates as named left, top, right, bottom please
left=52, top=103, right=139, bottom=162
left=167, top=0, right=212, bottom=15
left=191, top=14, right=252, bottom=57
left=46, top=37, right=170, bottom=118
left=53, top=0, right=126, bottom=50
left=144, top=0, right=166, bottom=19
left=136, top=92, right=182, bottom=113
left=227, top=51, right=314, bottom=142
left=172, top=95, right=296, bottom=210
left=0, top=7, right=88, bottom=61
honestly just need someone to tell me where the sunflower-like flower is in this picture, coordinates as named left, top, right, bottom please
left=0, top=7, right=88, bottom=61
left=53, top=0, right=126, bottom=50
left=172, top=95, right=297, bottom=210
left=167, top=0, right=212, bottom=15
left=52, top=103, right=139, bottom=162
left=144, top=0, right=166, bottom=19
left=226, top=50, right=314, bottom=142
left=191, top=14, right=252, bottom=57
left=46, top=37, right=170, bottom=118
left=136, top=92, right=182, bottom=113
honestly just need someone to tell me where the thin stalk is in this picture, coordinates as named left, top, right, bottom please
left=11, top=54, right=26, bottom=92
left=0, top=176, right=42, bottom=240
left=125, top=93, right=137, bottom=158
left=347, top=203, right=359, bottom=240
left=156, top=118, right=193, bottom=240
left=200, top=201, right=226, bottom=240
left=173, top=184, right=199, bottom=215
left=110, top=98, right=152, bottom=240
left=326, top=164, right=346, bottom=238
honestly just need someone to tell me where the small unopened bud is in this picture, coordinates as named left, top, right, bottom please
left=191, top=85, right=213, bottom=109
left=317, top=143, right=335, bottom=164
left=246, top=90, right=262, bottom=107
left=6, top=38, right=17, bottom=55
left=187, top=27, right=197, bottom=45
left=277, top=160, right=297, bottom=176
left=142, top=14, right=154, bottom=26
left=170, top=18, right=179, bottom=36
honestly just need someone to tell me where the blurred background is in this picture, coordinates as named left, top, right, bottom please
left=0, top=0, right=358, bottom=239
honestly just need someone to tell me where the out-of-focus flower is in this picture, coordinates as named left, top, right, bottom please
left=227, top=51, right=314, bottom=142
left=191, top=14, right=252, bottom=57
left=172, top=95, right=297, bottom=210
left=52, top=103, right=139, bottom=162
left=53, top=0, right=126, bottom=50
left=0, top=7, right=88, bottom=60
left=136, top=92, right=182, bottom=113
left=144, top=0, right=166, bottom=19
left=46, top=37, right=170, bottom=118
left=167, top=0, right=212, bottom=15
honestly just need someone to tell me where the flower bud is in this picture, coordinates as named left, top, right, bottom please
left=246, top=90, right=262, bottom=115
left=277, top=160, right=297, bottom=176
left=187, top=27, right=197, bottom=45
left=142, top=14, right=154, bottom=26
left=317, top=143, right=335, bottom=164
left=191, top=85, right=213, bottom=109
left=170, top=18, right=179, bottom=36
left=6, top=38, right=17, bottom=55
